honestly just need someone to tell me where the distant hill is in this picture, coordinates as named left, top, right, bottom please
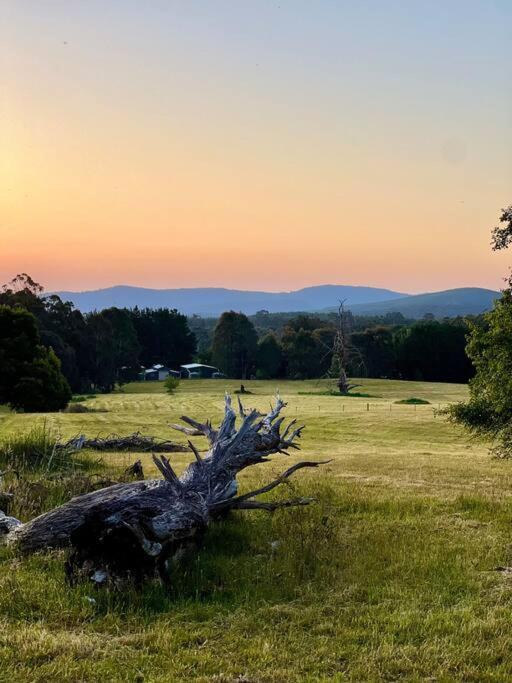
left=54, top=284, right=407, bottom=316
left=54, top=284, right=499, bottom=318
left=342, top=288, right=499, bottom=318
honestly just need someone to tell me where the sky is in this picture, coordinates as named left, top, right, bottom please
left=1, top=1, right=511, bottom=294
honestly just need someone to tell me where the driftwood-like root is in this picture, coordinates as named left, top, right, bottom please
left=2, top=394, right=327, bottom=585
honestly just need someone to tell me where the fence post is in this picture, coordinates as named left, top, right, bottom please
left=367, top=403, right=369, bottom=412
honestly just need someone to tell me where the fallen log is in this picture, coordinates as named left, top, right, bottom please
left=0, top=394, right=328, bottom=584
left=64, top=431, right=189, bottom=453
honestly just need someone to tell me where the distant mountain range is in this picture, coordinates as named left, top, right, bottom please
left=331, top=287, right=499, bottom=318
left=54, top=284, right=500, bottom=319
left=55, top=284, right=405, bottom=316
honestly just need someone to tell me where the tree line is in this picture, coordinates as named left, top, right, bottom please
left=0, top=275, right=195, bottom=410
left=208, top=310, right=475, bottom=383
left=0, top=273, right=476, bottom=412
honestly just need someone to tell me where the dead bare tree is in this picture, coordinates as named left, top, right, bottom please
left=0, top=394, right=328, bottom=585
left=320, top=301, right=363, bottom=394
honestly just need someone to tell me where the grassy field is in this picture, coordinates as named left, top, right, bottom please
left=2, top=378, right=512, bottom=681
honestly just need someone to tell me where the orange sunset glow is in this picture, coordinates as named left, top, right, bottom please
left=1, top=2, right=511, bottom=293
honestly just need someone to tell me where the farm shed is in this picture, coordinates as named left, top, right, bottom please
left=143, top=364, right=180, bottom=381
left=180, top=363, right=223, bottom=379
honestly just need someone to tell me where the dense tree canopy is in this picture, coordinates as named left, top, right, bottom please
left=449, top=204, right=512, bottom=454
left=0, top=275, right=197, bottom=395
left=281, top=327, right=323, bottom=380
left=349, top=326, right=395, bottom=378
left=211, top=311, right=258, bottom=379
left=256, top=333, right=284, bottom=379
left=394, top=320, right=473, bottom=383
left=131, top=308, right=196, bottom=370
left=0, top=306, right=71, bottom=411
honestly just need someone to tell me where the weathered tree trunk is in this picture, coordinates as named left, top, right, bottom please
left=0, top=395, right=326, bottom=584
left=332, top=301, right=361, bottom=395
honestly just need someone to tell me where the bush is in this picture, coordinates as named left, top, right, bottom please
left=395, top=397, right=430, bottom=405
left=0, top=422, right=73, bottom=471
left=62, top=403, right=108, bottom=413
left=164, top=376, right=180, bottom=395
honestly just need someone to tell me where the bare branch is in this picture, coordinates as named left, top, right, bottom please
left=179, top=416, right=218, bottom=443
left=169, top=423, right=203, bottom=437
left=211, top=460, right=331, bottom=510
left=152, top=454, right=182, bottom=491
left=188, top=440, right=203, bottom=465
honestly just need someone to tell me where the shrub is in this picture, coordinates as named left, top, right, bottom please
left=164, top=376, right=180, bottom=395
left=62, top=403, right=108, bottom=413
left=395, top=397, right=430, bottom=405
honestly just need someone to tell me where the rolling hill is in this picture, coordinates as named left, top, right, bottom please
left=54, top=284, right=499, bottom=318
left=344, top=287, right=499, bottom=318
left=55, top=284, right=406, bottom=316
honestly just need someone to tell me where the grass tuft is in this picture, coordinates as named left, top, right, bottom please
left=0, top=421, right=74, bottom=472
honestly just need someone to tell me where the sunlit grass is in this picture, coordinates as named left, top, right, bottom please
left=2, top=379, right=512, bottom=681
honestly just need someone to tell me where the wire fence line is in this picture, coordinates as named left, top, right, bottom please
left=296, top=402, right=445, bottom=415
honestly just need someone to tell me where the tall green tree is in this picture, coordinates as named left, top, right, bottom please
left=256, top=333, right=283, bottom=379
left=0, top=306, right=71, bottom=412
left=211, top=311, right=258, bottom=379
left=84, top=312, right=117, bottom=392
left=130, top=308, right=195, bottom=369
left=449, top=204, right=512, bottom=455
left=350, top=326, right=395, bottom=378
left=281, top=326, right=323, bottom=379
left=100, top=308, right=141, bottom=375
left=0, top=275, right=90, bottom=392
left=394, top=320, right=472, bottom=383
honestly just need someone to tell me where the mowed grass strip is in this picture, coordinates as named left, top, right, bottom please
left=2, top=378, right=512, bottom=681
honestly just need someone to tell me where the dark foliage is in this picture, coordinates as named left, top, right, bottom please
left=0, top=306, right=71, bottom=412
left=0, top=275, right=196, bottom=396
left=131, top=307, right=196, bottom=370
left=211, top=311, right=258, bottom=378
left=448, top=291, right=512, bottom=455
left=393, top=320, right=473, bottom=383
left=256, top=333, right=284, bottom=379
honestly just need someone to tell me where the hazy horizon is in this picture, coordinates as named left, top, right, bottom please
left=52, top=281, right=498, bottom=296
left=2, top=1, right=511, bottom=292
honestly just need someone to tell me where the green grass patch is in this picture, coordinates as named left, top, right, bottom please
left=3, top=378, right=512, bottom=681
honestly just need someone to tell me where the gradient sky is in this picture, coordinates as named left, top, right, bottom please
left=1, top=1, right=511, bottom=293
